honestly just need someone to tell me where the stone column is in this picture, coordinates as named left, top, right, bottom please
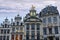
left=18, top=34, right=19, bottom=40
left=5, top=35, right=7, bottom=40
left=14, top=35, right=16, bottom=40
left=47, top=28, right=49, bottom=35
left=52, top=27, right=54, bottom=34
left=35, top=24, right=37, bottom=40
left=47, top=38, right=49, bottom=40
left=24, top=25, right=26, bottom=40
left=30, top=24, right=31, bottom=40
left=53, top=37, right=55, bottom=40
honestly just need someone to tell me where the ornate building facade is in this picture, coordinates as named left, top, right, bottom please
left=0, top=5, right=60, bottom=40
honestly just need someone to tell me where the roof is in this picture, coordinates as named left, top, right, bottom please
left=39, top=5, right=59, bottom=17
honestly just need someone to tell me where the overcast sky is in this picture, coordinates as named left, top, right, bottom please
left=0, top=0, right=60, bottom=23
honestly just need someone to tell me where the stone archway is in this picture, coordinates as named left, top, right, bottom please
left=16, top=34, right=18, bottom=40
left=19, top=35, right=22, bottom=40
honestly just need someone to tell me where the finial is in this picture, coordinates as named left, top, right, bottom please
left=17, top=14, right=19, bottom=16
left=5, top=17, right=8, bottom=20
left=5, top=17, right=8, bottom=22
left=31, top=5, right=35, bottom=10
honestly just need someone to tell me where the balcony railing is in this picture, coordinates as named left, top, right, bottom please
left=47, top=33, right=55, bottom=37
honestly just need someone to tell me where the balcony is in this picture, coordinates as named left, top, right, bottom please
left=11, top=30, right=24, bottom=34
left=47, top=33, right=55, bottom=37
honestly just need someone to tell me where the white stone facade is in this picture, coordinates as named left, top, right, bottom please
left=0, top=5, right=60, bottom=40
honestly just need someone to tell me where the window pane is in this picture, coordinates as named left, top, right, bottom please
left=37, top=23, right=40, bottom=30
left=43, top=27, right=47, bottom=35
left=0, top=36, right=2, bottom=40
left=7, top=29, right=10, bottom=34
left=44, top=38, right=47, bottom=40
left=1, top=29, right=3, bottom=34
left=12, top=28, right=15, bottom=32
left=17, top=22, right=19, bottom=25
left=49, top=28, right=52, bottom=34
left=31, top=31, right=35, bottom=40
left=5, top=24, right=7, bottom=28
left=31, top=23, right=35, bottom=30
left=48, top=17, right=51, bottom=23
left=53, top=17, right=57, bottom=23
left=26, top=24, right=29, bottom=30
left=54, top=26, right=58, bottom=34
left=56, top=37, right=59, bottom=40
left=37, top=31, right=40, bottom=40
left=4, top=29, right=6, bottom=34
left=43, top=18, right=46, bottom=23
left=7, top=36, right=9, bottom=40
left=3, top=36, right=6, bottom=40
left=26, top=31, right=29, bottom=40
left=16, top=27, right=19, bottom=31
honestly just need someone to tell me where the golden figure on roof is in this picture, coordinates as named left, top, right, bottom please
left=31, top=5, right=35, bottom=10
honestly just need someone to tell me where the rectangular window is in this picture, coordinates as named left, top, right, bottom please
left=31, top=31, right=35, bottom=40
left=37, top=31, right=40, bottom=40
left=7, top=36, right=9, bottom=40
left=31, top=23, right=35, bottom=30
left=1, top=29, right=3, bottom=34
left=43, top=18, right=46, bottom=23
left=3, top=36, right=6, bottom=40
left=54, top=26, right=58, bottom=34
left=26, top=24, right=29, bottom=30
left=0, top=36, right=2, bottom=40
left=53, top=17, right=57, bottom=23
left=49, top=28, right=52, bottom=34
left=4, top=29, right=6, bottom=34
left=43, top=27, right=47, bottom=35
left=12, top=28, right=15, bottom=32
left=26, top=31, right=29, bottom=40
left=56, top=37, right=59, bottom=40
left=48, top=17, right=51, bottom=23
left=36, top=23, right=40, bottom=30
left=7, top=29, right=10, bottom=34
left=44, top=38, right=47, bottom=40
left=16, top=27, right=19, bottom=31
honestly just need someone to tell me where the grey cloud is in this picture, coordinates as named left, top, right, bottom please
left=0, top=6, right=17, bottom=10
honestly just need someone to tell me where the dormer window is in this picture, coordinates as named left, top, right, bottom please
left=17, top=22, right=19, bottom=26
left=5, top=24, right=7, bottom=28
left=13, top=23, right=15, bottom=26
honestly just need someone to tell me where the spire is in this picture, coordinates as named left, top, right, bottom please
left=5, top=17, right=8, bottom=20
left=5, top=17, right=8, bottom=22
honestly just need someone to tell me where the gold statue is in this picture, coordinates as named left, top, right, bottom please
left=31, top=5, right=35, bottom=10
